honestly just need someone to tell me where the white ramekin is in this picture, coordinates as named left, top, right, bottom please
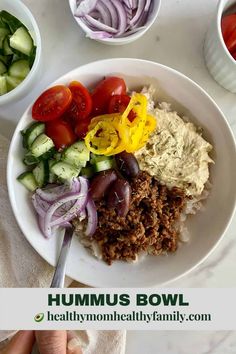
left=204, top=0, right=236, bottom=93
left=68, top=0, right=161, bottom=45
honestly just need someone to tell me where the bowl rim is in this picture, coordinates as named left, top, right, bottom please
left=0, top=0, right=42, bottom=105
left=7, top=58, right=236, bottom=287
left=217, top=0, right=236, bottom=65
left=68, top=0, right=162, bottom=43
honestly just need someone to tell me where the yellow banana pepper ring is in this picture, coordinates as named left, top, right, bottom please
left=85, top=121, right=121, bottom=155
left=85, top=93, right=157, bottom=156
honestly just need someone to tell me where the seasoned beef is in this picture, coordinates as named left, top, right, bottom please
left=92, top=171, right=187, bottom=265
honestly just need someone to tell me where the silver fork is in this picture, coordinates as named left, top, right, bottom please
left=32, top=226, right=74, bottom=353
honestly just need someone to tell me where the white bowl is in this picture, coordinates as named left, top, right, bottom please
left=204, top=0, right=236, bottom=93
left=7, top=58, right=236, bottom=287
left=68, top=0, right=161, bottom=45
left=0, top=0, right=42, bottom=106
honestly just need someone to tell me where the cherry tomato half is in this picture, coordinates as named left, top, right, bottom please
left=45, top=119, right=77, bottom=150
left=221, top=14, right=236, bottom=41
left=67, top=81, right=92, bottom=121
left=74, top=120, right=90, bottom=139
left=232, top=51, right=236, bottom=60
left=92, top=77, right=126, bottom=115
left=225, top=28, right=236, bottom=53
left=108, top=94, right=136, bottom=122
left=32, top=85, right=72, bottom=122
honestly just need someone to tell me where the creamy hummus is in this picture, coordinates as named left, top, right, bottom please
left=135, top=89, right=213, bottom=197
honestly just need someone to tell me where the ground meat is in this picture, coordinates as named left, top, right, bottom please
left=92, top=171, right=187, bottom=265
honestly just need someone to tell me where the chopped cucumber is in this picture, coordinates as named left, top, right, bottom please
left=51, top=161, right=80, bottom=181
left=0, top=27, right=10, bottom=48
left=94, top=159, right=114, bottom=173
left=0, top=54, right=12, bottom=65
left=10, top=27, right=34, bottom=56
left=8, top=59, right=30, bottom=79
left=0, top=11, right=24, bottom=33
left=80, top=166, right=94, bottom=178
left=6, top=75, right=22, bottom=91
left=62, top=140, right=90, bottom=168
left=3, top=35, right=13, bottom=55
left=17, top=171, right=38, bottom=191
left=48, top=160, right=57, bottom=183
left=33, top=161, right=49, bottom=188
left=90, top=154, right=113, bottom=165
left=21, top=122, right=45, bottom=149
left=0, top=11, right=36, bottom=96
left=23, top=151, right=39, bottom=166
left=0, top=60, right=7, bottom=74
left=31, top=134, right=54, bottom=158
left=0, top=75, right=7, bottom=95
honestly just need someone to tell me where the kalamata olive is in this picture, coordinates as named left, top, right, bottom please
left=115, top=151, right=140, bottom=178
left=107, top=178, right=131, bottom=217
left=89, top=169, right=117, bottom=200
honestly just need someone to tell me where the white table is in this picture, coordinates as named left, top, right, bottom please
left=1, top=0, right=236, bottom=353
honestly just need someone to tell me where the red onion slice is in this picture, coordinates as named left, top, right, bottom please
left=85, top=198, right=98, bottom=237
left=84, top=15, right=118, bottom=33
left=99, top=0, right=118, bottom=29
left=129, top=0, right=146, bottom=27
left=96, top=1, right=112, bottom=27
left=50, top=178, right=88, bottom=227
left=109, top=0, right=127, bottom=36
left=75, top=0, right=98, bottom=16
left=88, top=31, right=113, bottom=39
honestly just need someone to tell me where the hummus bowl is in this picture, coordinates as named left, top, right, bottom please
left=7, top=58, right=236, bottom=287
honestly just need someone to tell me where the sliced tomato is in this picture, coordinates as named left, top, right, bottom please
left=92, top=77, right=126, bottom=115
left=45, top=119, right=77, bottom=150
left=232, top=51, right=236, bottom=60
left=221, top=14, right=236, bottom=41
left=32, top=85, right=72, bottom=122
left=108, top=94, right=130, bottom=113
left=108, top=94, right=136, bottom=122
left=67, top=81, right=92, bottom=121
left=74, top=119, right=90, bottom=139
left=225, top=28, right=236, bottom=53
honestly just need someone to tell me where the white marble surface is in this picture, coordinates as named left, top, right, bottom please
left=0, top=0, right=236, bottom=352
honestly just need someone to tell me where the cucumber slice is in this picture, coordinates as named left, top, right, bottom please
left=0, top=75, right=7, bottom=95
left=21, top=122, right=45, bottom=149
left=51, top=161, right=80, bottom=181
left=0, top=60, right=7, bottom=74
left=3, top=35, right=13, bottom=55
left=0, top=27, right=10, bottom=48
left=33, top=161, right=49, bottom=188
left=0, top=54, right=12, bottom=65
left=0, top=11, right=24, bottom=33
left=80, top=166, right=94, bottom=178
left=5, top=75, right=22, bottom=91
left=0, top=17, right=10, bottom=29
left=17, top=171, right=38, bottom=191
left=94, top=159, right=114, bottom=173
left=30, top=134, right=55, bottom=158
left=23, top=151, right=39, bottom=166
left=10, top=27, right=34, bottom=56
left=8, top=59, right=30, bottom=79
left=48, top=160, right=57, bottom=183
left=29, top=45, right=36, bottom=68
left=62, top=140, right=90, bottom=168
left=90, top=154, right=113, bottom=165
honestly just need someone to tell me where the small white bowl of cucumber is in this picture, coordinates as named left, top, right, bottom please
left=0, top=0, right=41, bottom=105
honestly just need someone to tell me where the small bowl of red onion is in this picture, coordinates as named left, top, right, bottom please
left=68, top=0, right=161, bottom=45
